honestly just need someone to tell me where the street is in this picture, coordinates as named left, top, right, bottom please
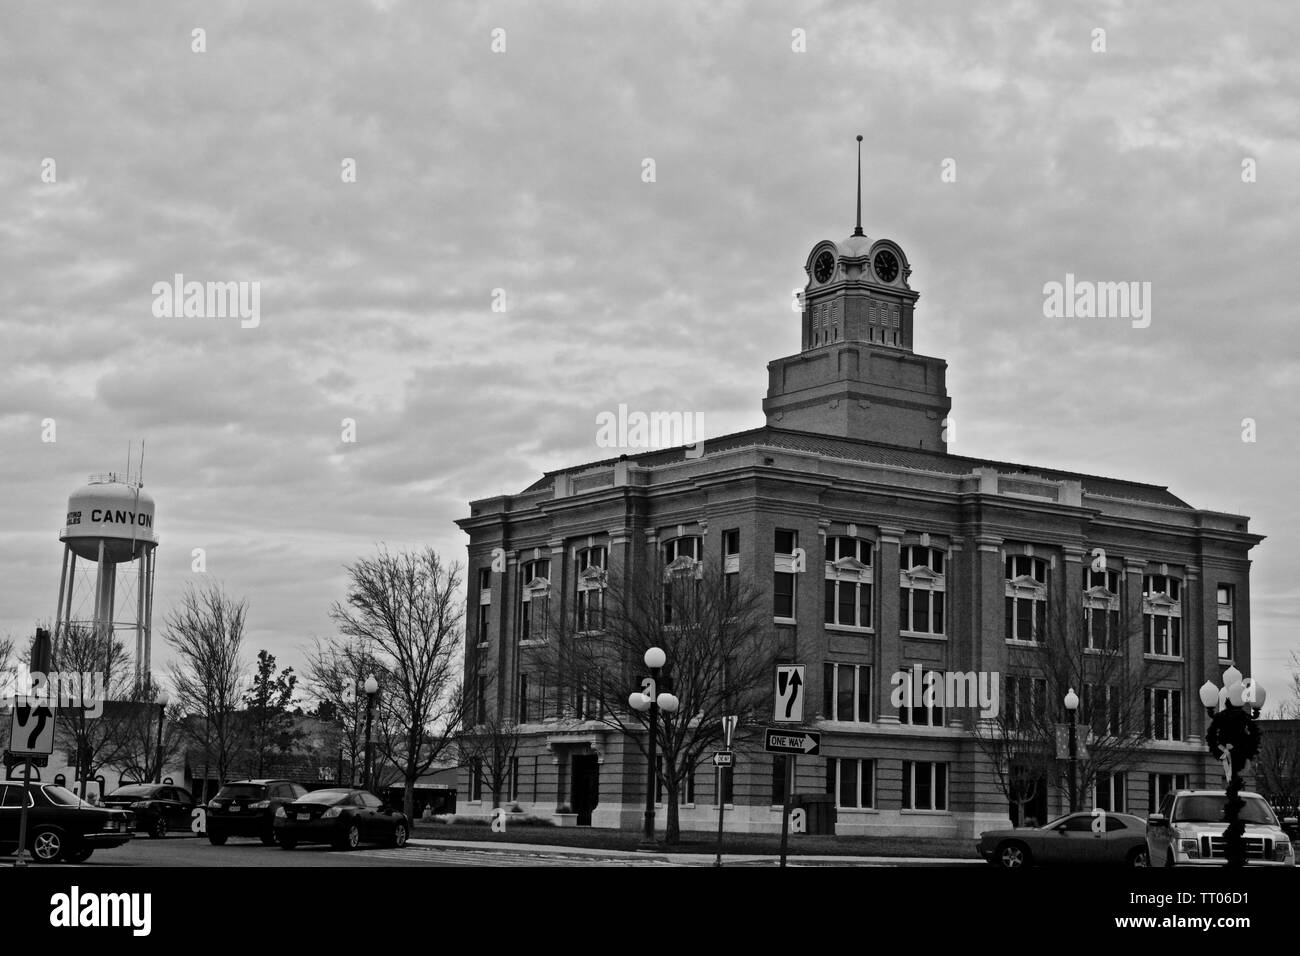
left=0, top=834, right=682, bottom=867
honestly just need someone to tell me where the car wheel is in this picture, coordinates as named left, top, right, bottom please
left=31, top=828, right=66, bottom=864
left=260, top=827, right=278, bottom=847
left=279, top=838, right=297, bottom=850
left=392, top=823, right=408, bottom=848
left=1127, top=846, right=1150, bottom=867
left=996, top=841, right=1032, bottom=868
left=151, top=816, right=167, bottom=839
left=67, top=847, right=94, bottom=864
left=208, top=832, right=228, bottom=846
left=334, top=824, right=361, bottom=851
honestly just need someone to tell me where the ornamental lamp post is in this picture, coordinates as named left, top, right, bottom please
left=1063, top=687, right=1080, bottom=814
left=362, top=674, right=379, bottom=793
left=628, top=646, right=679, bottom=846
left=153, top=689, right=170, bottom=784
left=1202, top=666, right=1265, bottom=868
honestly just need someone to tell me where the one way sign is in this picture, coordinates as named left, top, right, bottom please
left=774, top=665, right=804, bottom=723
left=10, top=696, right=55, bottom=756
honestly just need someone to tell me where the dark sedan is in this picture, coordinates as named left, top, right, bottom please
left=0, top=782, right=135, bottom=863
left=978, top=811, right=1150, bottom=867
left=102, top=784, right=196, bottom=838
left=275, top=788, right=410, bottom=851
left=206, top=779, right=308, bottom=846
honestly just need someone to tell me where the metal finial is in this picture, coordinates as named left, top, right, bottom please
left=854, top=135, right=864, bottom=237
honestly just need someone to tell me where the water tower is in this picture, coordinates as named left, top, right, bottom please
left=54, top=470, right=159, bottom=680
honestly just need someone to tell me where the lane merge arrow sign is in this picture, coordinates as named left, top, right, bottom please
left=764, top=727, right=820, bottom=756
left=774, top=665, right=804, bottom=723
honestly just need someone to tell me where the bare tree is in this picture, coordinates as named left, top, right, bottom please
left=330, top=546, right=469, bottom=822
left=1255, top=652, right=1300, bottom=816
left=49, top=623, right=138, bottom=798
left=304, top=635, right=384, bottom=786
left=109, top=673, right=185, bottom=787
left=164, top=582, right=248, bottom=787
left=543, top=563, right=775, bottom=844
left=974, top=594, right=1152, bottom=815
left=455, top=695, right=516, bottom=810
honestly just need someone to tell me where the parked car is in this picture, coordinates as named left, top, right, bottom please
left=274, top=788, right=410, bottom=851
left=0, top=782, right=135, bottom=863
left=102, top=784, right=196, bottom=838
left=206, top=779, right=307, bottom=846
left=978, top=811, right=1150, bottom=867
left=1146, top=790, right=1296, bottom=867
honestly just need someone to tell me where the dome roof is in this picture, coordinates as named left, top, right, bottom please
left=834, top=234, right=874, bottom=259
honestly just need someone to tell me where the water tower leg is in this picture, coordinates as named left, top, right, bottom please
left=136, top=547, right=145, bottom=683
left=92, top=538, right=107, bottom=645
left=54, top=545, right=70, bottom=643
left=63, top=551, right=77, bottom=637
left=143, top=547, right=155, bottom=677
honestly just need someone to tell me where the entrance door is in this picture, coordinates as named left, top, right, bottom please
left=571, top=755, right=599, bottom=826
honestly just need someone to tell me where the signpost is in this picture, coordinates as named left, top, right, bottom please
left=769, top=660, right=816, bottom=868
left=714, top=715, right=737, bottom=867
left=10, top=695, right=56, bottom=867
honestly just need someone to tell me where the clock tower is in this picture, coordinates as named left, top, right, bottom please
left=763, top=137, right=952, bottom=450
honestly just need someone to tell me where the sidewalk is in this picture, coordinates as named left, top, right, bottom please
left=407, top=837, right=980, bottom=866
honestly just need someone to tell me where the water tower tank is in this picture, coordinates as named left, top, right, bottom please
left=61, top=476, right=157, bottom=562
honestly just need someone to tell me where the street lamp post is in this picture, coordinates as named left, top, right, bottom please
left=1063, top=687, right=1079, bottom=813
left=362, top=674, right=379, bottom=792
left=628, top=647, right=679, bottom=846
left=153, top=689, right=170, bottom=784
left=1199, top=666, right=1265, bottom=868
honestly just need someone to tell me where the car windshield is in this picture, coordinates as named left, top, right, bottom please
left=110, top=785, right=158, bottom=798
left=43, top=785, right=92, bottom=807
left=296, top=789, right=350, bottom=805
left=1173, top=796, right=1278, bottom=825
left=216, top=784, right=266, bottom=799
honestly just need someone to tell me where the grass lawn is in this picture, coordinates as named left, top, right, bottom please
left=412, top=821, right=979, bottom=859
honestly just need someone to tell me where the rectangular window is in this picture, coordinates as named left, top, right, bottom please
left=897, top=673, right=945, bottom=727
left=1095, top=771, right=1126, bottom=813
left=1145, top=688, right=1183, bottom=741
left=1217, top=584, right=1234, bottom=661
left=825, top=537, right=873, bottom=628
left=477, top=567, right=491, bottom=591
left=476, top=602, right=490, bottom=645
left=519, top=559, right=551, bottom=642
left=1083, top=683, right=1122, bottom=737
left=1142, top=574, right=1182, bottom=657
left=774, top=529, right=798, bottom=619
left=663, top=536, right=703, bottom=624
left=900, top=545, right=945, bottom=635
left=470, top=759, right=483, bottom=802
left=475, top=675, right=487, bottom=725
left=826, top=757, right=875, bottom=809
left=902, top=761, right=948, bottom=811
left=822, top=662, right=871, bottom=722
left=517, top=673, right=529, bottom=723
left=509, top=756, right=520, bottom=802
left=1005, top=555, right=1048, bottom=642
left=1007, top=676, right=1047, bottom=729
left=1148, top=773, right=1189, bottom=812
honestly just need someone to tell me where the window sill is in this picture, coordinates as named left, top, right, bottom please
left=476, top=641, right=490, bottom=649
left=834, top=806, right=878, bottom=813
left=900, top=808, right=951, bottom=815
left=773, top=617, right=797, bottom=626
left=901, top=631, right=946, bottom=641
left=519, top=639, right=548, bottom=648
left=819, top=719, right=874, bottom=728
left=1143, top=654, right=1184, bottom=663
left=825, top=624, right=874, bottom=635
left=574, top=630, right=605, bottom=638
left=1004, top=639, right=1043, bottom=647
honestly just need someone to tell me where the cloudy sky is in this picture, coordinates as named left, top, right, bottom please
left=2, top=1, right=1296, bottom=699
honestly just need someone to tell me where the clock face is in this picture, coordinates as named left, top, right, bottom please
left=873, top=250, right=899, bottom=283
left=813, top=250, right=835, bottom=283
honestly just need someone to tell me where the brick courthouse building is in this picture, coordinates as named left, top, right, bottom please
left=455, top=208, right=1262, bottom=837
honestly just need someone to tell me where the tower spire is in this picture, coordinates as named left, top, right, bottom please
left=853, top=134, right=864, bottom=237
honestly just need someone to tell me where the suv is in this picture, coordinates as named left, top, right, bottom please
left=206, top=780, right=307, bottom=846
left=1147, top=789, right=1297, bottom=867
